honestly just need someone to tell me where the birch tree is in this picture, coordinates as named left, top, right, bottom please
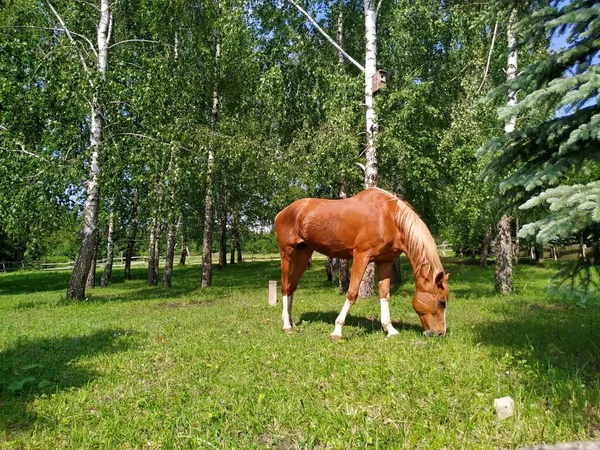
left=493, top=9, right=517, bottom=294
left=201, top=15, right=221, bottom=288
left=100, top=204, right=115, bottom=287
left=66, top=0, right=113, bottom=300
left=357, top=0, right=378, bottom=298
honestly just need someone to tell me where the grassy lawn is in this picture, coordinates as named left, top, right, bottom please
left=1, top=258, right=599, bottom=449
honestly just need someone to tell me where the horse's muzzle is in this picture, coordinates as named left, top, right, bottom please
left=423, top=330, right=445, bottom=337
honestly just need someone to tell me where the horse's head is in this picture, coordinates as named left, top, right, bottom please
left=412, top=271, right=449, bottom=337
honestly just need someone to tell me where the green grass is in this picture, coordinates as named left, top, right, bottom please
left=1, top=258, right=599, bottom=449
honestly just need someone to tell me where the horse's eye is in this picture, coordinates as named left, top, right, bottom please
left=438, top=300, right=447, bottom=310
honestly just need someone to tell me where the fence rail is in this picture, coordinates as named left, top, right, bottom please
left=0, top=255, right=152, bottom=273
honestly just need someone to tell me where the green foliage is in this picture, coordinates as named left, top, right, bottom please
left=241, top=231, right=279, bottom=254
left=480, top=0, right=600, bottom=243
left=0, top=0, right=582, bottom=282
left=519, top=180, right=600, bottom=242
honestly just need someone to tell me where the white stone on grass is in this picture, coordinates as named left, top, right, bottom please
left=494, top=396, right=514, bottom=420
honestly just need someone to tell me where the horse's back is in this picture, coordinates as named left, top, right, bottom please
left=274, top=189, right=399, bottom=257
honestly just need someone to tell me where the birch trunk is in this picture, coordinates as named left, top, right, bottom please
left=162, top=142, right=181, bottom=286
left=201, top=150, right=215, bottom=286
left=535, top=244, right=544, bottom=262
left=494, top=9, right=517, bottom=294
left=147, top=218, right=159, bottom=286
left=179, top=221, right=188, bottom=265
left=495, top=214, right=513, bottom=293
left=67, top=0, right=111, bottom=300
left=358, top=0, right=377, bottom=298
left=363, top=0, right=378, bottom=190
left=124, top=231, right=136, bottom=279
left=162, top=218, right=178, bottom=287
left=100, top=206, right=115, bottom=287
left=70, top=98, right=100, bottom=296
left=154, top=223, right=161, bottom=276
left=336, top=0, right=344, bottom=66
left=230, top=208, right=240, bottom=264
left=202, top=15, right=221, bottom=287
left=86, top=246, right=97, bottom=288
left=124, top=194, right=139, bottom=280
left=236, top=228, right=242, bottom=262
left=218, top=186, right=227, bottom=270
left=148, top=156, right=166, bottom=286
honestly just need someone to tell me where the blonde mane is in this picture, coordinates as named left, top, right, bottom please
left=373, top=188, right=443, bottom=280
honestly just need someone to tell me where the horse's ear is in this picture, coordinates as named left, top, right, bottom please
left=435, top=271, right=445, bottom=289
left=445, top=273, right=450, bottom=281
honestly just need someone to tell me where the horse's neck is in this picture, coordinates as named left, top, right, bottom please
left=403, top=247, right=436, bottom=285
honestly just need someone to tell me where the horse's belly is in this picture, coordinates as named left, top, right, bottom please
left=300, top=225, right=355, bottom=259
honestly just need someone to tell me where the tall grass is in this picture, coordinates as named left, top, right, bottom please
left=1, top=258, right=599, bottom=449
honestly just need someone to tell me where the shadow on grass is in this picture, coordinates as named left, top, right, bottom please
left=299, top=310, right=423, bottom=335
left=0, top=329, right=138, bottom=432
left=474, top=302, right=600, bottom=379
left=2, top=258, right=493, bottom=306
left=0, top=260, right=285, bottom=298
left=0, top=270, right=73, bottom=295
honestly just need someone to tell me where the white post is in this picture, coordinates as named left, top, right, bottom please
left=269, top=280, right=277, bottom=306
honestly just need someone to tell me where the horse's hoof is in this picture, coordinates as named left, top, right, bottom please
left=283, top=327, right=293, bottom=334
left=386, top=330, right=400, bottom=338
left=329, top=334, right=342, bottom=342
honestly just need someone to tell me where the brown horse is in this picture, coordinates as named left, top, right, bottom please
left=274, top=187, right=449, bottom=340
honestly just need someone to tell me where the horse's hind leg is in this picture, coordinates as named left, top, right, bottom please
left=286, top=246, right=313, bottom=329
left=377, top=262, right=399, bottom=337
left=280, top=250, right=294, bottom=332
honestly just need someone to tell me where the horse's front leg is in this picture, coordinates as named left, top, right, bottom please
left=330, top=255, right=369, bottom=342
left=378, top=262, right=399, bottom=337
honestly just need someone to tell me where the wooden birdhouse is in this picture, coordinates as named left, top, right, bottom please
left=372, top=70, right=387, bottom=95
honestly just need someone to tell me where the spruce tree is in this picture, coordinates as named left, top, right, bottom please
left=479, top=0, right=600, bottom=285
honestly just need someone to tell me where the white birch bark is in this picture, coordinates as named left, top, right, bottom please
left=162, top=218, right=178, bottom=287
left=162, top=36, right=181, bottom=286
left=218, top=184, right=227, bottom=270
left=504, top=9, right=518, bottom=135
left=153, top=221, right=161, bottom=277
left=124, top=195, right=139, bottom=280
left=100, top=204, right=115, bottom=287
left=363, top=0, right=378, bottom=190
left=86, top=248, right=97, bottom=288
left=163, top=144, right=181, bottom=286
left=67, top=0, right=112, bottom=300
left=179, top=217, right=188, bottom=265
left=234, top=208, right=242, bottom=263
left=337, top=0, right=344, bottom=66
left=202, top=2, right=222, bottom=287
left=495, top=9, right=517, bottom=294
left=358, top=0, right=378, bottom=298
left=147, top=217, right=160, bottom=285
